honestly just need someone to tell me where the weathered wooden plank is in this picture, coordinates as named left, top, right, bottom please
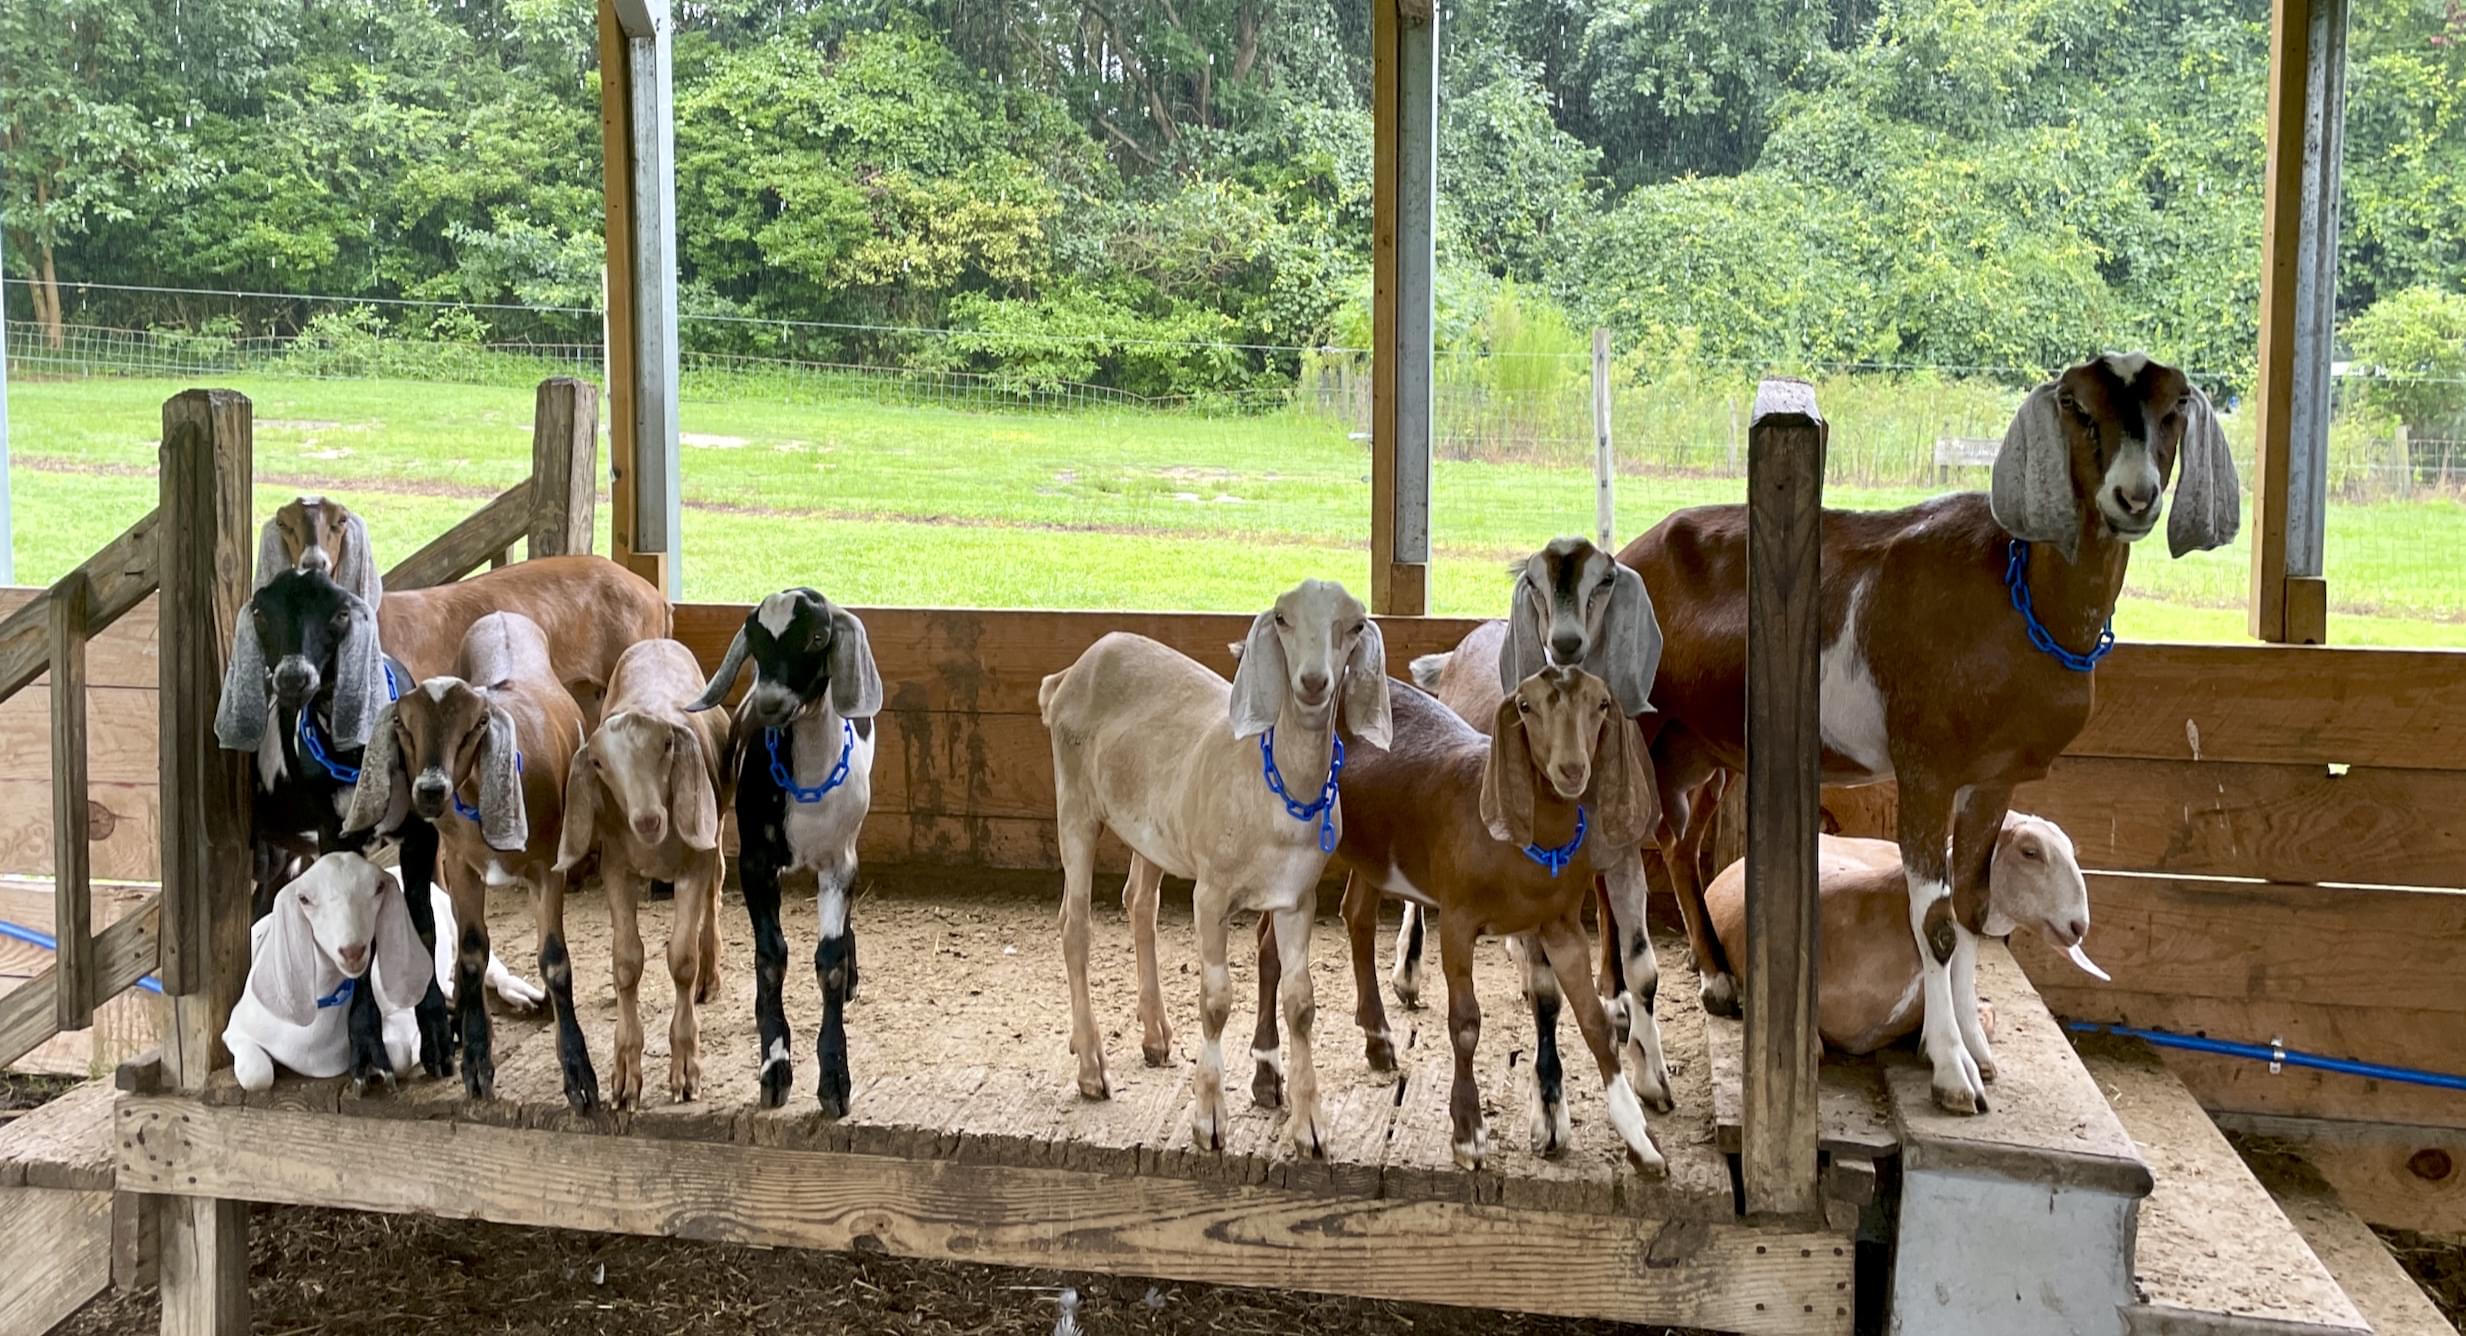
left=528, top=377, right=599, bottom=561
left=50, top=573, right=95, bottom=1031
left=2248, top=1148, right=2457, bottom=1336
left=0, top=590, right=160, bottom=690
left=1704, top=1014, right=1897, bottom=1160
left=0, top=781, right=160, bottom=881
left=0, top=1185, right=112, bottom=1335
left=0, top=509, right=160, bottom=703
left=2223, top=1113, right=2466, bottom=1239
left=2072, top=643, right=2466, bottom=771
left=0, top=890, right=159, bottom=1071
left=117, top=1096, right=1854, bottom=1335
left=0, top=685, right=163, bottom=786
left=1743, top=378, right=1825, bottom=1219
left=0, top=1077, right=118, bottom=1191
left=384, top=479, right=534, bottom=593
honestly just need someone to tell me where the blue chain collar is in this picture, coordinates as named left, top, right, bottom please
left=315, top=976, right=356, bottom=1009
left=1523, top=805, right=1588, bottom=877
left=2005, top=539, right=2116, bottom=673
left=297, top=662, right=400, bottom=785
left=1258, top=727, right=1344, bottom=853
left=768, top=719, right=855, bottom=804
left=452, top=750, right=523, bottom=823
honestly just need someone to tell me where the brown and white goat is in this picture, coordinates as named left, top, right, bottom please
left=1248, top=667, right=1664, bottom=1171
left=347, top=613, right=594, bottom=1109
left=1621, top=353, right=2236, bottom=1112
left=1705, top=814, right=2108, bottom=1054
left=556, top=640, right=733, bottom=1108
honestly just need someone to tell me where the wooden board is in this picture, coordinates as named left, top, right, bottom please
left=0, top=779, right=160, bottom=879
left=0, top=1184, right=113, bottom=1336
left=2222, top=1114, right=2466, bottom=1238
left=2244, top=1146, right=2459, bottom=1336
left=0, top=1076, right=118, bottom=1190
left=120, top=1096, right=1854, bottom=1336
left=2070, top=643, right=2466, bottom=772
left=0, top=685, right=163, bottom=787
left=0, top=589, right=161, bottom=689
left=1703, top=1014, right=1897, bottom=1161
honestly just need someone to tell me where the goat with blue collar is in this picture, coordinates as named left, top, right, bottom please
left=688, top=589, right=884, bottom=1115
left=225, top=852, right=433, bottom=1092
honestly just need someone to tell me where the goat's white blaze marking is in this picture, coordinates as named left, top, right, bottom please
left=756, top=592, right=798, bottom=637
left=1949, top=928, right=1996, bottom=1075
left=817, top=882, right=849, bottom=938
left=1907, top=875, right=1980, bottom=1100
left=2101, top=351, right=2151, bottom=380
left=257, top=728, right=289, bottom=788
left=762, top=1038, right=790, bottom=1072
left=483, top=859, right=518, bottom=890
left=1818, top=579, right=1891, bottom=778
left=1604, top=1074, right=1661, bottom=1167
left=422, top=679, right=455, bottom=702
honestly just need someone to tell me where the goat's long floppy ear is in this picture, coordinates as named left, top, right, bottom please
left=253, top=517, right=290, bottom=591
left=1499, top=577, right=1546, bottom=694
left=371, top=868, right=433, bottom=1012
left=337, top=511, right=382, bottom=611
left=687, top=626, right=749, bottom=713
left=1588, top=715, right=1659, bottom=850
left=251, top=876, right=321, bottom=1028
left=553, top=739, right=600, bottom=872
left=1227, top=610, right=1286, bottom=740
left=827, top=605, right=885, bottom=719
left=214, top=605, right=271, bottom=751
left=1990, top=381, right=2082, bottom=563
left=2168, top=385, right=2241, bottom=558
left=342, top=702, right=403, bottom=836
left=328, top=593, right=387, bottom=749
left=1343, top=618, right=1393, bottom=749
left=1480, top=696, right=1537, bottom=845
left=479, top=706, right=528, bottom=853
left=674, top=724, right=722, bottom=852
left=1594, top=565, right=1663, bottom=719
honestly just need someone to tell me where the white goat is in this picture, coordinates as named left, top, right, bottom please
left=225, top=852, right=434, bottom=1092
left=1040, top=579, right=1392, bottom=1156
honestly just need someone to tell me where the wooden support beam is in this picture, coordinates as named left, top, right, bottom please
left=598, top=0, right=680, bottom=596
left=0, top=1186, right=112, bottom=1334
left=1742, top=378, right=1826, bottom=1219
left=155, top=388, right=254, bottom=1336
left=382, top=480, right=535, bottom=592
left=0, top=509, right=158, bottom=703
left=49, top=571, right=93, bottom=1031
left=598, top=0, right=641, bottom=585
left=1367, top=0, right=1432, bottom=615
left=529, top=377, right=600, bottom=560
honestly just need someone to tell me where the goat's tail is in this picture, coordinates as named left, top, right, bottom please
left=1408, top=651, right=1451, bottom=691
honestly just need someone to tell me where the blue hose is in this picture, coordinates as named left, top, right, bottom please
left=0, top=919, right=165, bottom=995
left=2066, top=1020, right=2466, bottom=1093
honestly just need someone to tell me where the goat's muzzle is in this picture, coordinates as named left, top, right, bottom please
left=410, top=770, right=451, bottom=820
left=1549, top=631, right=1584, bottom=665
left=1549, top=762, right=1588, bottom=799
left=272, top=657, right=321, bottom=705
left=631, top=812, right=665, bottom=842
left=1296, top=669, right=1331, bottom=706
left=339, top=941, right=369, bottom=973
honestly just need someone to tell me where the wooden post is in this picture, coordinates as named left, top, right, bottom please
left=49, top=571, right=93, bottom=1030
left=599, top=0, right=641, bottom=584
left=1368, top=0, right=1433, bottom=616
left=529, top=377, right=600, bottom=560
left=1742, top=377, right=1825, bottom=1219
left=601, top=0, right=681, bottom=597
left=155, top=388, right=253, bottom=1335
left=1592, top=328, right=1614, bottom=548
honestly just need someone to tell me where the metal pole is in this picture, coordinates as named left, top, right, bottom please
left=1, top=232, right=14, bottom=585
left=1592, top=328, right=1613, bottom=548
left=624, top=9, right=682, bottom=598
left=1394, top=3, right=1437, bottom=578
left=2285, top=0, right=2347, bottom=591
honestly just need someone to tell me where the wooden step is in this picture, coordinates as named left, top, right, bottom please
left=2246, top=1148, right=2458, bottom=1336
left=0, top=1076, right=116, bottom=1191
left=2080, top=1036, right=2372, bottom=1336
left=0, top=1078, right=122, bottom=1335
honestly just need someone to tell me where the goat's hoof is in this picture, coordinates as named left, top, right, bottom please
left=1627, top=1142, right=1670, bottom=1177
left=1190, top=1113, right=1224, bottom=1152
left=564, top=1075, right=600, bottom=1116
left=1390, top=973, right=1422, bottom=1011
left=1076, top=1066, right=1112, bottom=1101
left=1365, top=1033, right=1398, bottom=1074
left=1529, top=1106, right=1571, bottom=1157
left=1250, top=1059, right=1285, bottom=1110
left=1141, top=1032, right=1173, bottom=1067
left=463, top=1062, right=495, bottom=1102
left=1286, top=1107, right=1328, bottom=1159
left=1698, top=972, right=1741, bottom=1018
left=816, top=1062, right=853, bottom=1120
left=1451, top=1125, right=1488, bottom=1171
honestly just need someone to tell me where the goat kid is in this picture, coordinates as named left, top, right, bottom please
left=1622, top=353, right=2236, bottom=1113
left=348, top=612, right=594, bottom=1108
left=559, top=639, right=733, bottom=1107
left=225, top=852, right=432, bottom=1092
left=688, top=590, right=883, bottom=1115
left=1042, top=580, right=1392, bottom=1157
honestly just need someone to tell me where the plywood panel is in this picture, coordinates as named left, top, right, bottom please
left=0, top=685, right=161, bottom=786
left=0, top=780, right=161, bottom=880
left=0, top=589, right=161, bottom=689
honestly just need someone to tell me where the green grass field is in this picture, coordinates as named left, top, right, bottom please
left=9, top=373, right=2462, bottom=646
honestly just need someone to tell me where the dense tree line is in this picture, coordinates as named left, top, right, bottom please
left=3, top=0, right=2461, bottom=409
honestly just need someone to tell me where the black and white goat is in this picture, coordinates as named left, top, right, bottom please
left=687, top=589, right=884, bottom=1115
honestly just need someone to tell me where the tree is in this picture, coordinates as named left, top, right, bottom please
left=2345, top=286, right=2466, bottom=439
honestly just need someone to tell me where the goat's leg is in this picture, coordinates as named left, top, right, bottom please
left=741, top=846, right=794, bottom=1108
left=1057, top=816, right=1110, bottom=1100
left=1538, top=913, right=1664, bottom=1173
left=1949, top=784, right=2012, bottom=1083
left=1439, top=910, right=1486, bottom=1169
left=1126, top=853, right=1172, bottom=1067
left=1271, top=897, right=1328, bottom=1158
left=535, top=868, right=599, bottom=1114
left=395, top=818, right=453, bottom=1077
left=1896, top=776, right=1986, bottom=1114
left=814, top=849, right=859, bottom=1119
left=342, top=961, right=395, bottom=1096
left=1249, top=911, right=1286, bottom=1109
left=1189, top=884, right=1233, bottom=1151
left=446, top=863, right=495, bottom=1100
left=604, top=863, right=647, bottom=1112
left=1663, top=783, right=1738, bottom=1017
left=694, top=870, right=722, bottom=1005
left=668, top=864, right=713, bottom=1104
left=1509, top=932, right=1570, bottom=1155
left=1342, top=874, right=1398, bottom=1074
left=1390, top=904, right=1427, bottom=1010
left=1601, top=852, right=1676, bottom=1111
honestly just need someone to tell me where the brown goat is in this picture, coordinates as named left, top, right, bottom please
left=348, top=613, right=594, bottom=1110
left=1619, top=353, right=2236, bottom=1113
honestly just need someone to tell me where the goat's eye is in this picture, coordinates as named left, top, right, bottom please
left=1349, top=621, right=1365, bottom=637
left=1273, top=613, right=1289, bottom=629
left=2018, top=846, right=2039, bottom=860
left=1516, top=698, right=1532, bottom=713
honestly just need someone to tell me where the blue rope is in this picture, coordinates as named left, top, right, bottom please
left=452, top=750, right=524, bottom=823
left=2066, top=1021, right=2466, bottom=1093
left=768, top=720, right=855, bottom=804
left=0, top=920, right=164, bottom=994
left=2005, top=539, right=2116, bottom=672
left=1522, top=806, right=1588, bottom=877
left=315, top=976, right=357, bottom=1010
left=295, top=663, right=399, bottom=785
left=1258, top=727, right=1345, bottom=853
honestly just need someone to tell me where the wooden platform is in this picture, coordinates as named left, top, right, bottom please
left=1, top=1079, right=122, bottom=1334
left=113, top=869, right=1860, bottom=1335
left=2248, top=1149, right=2459, bottom=1336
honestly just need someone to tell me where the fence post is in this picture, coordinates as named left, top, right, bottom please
left=530, top=377, right=600, bottom=560
left=49, top=571, right=93, bottom=1030
left=155, top=387, right=254, bottom=1335
left=1742, top=377, right=1826, bottom=1219
left=1592, top=328, right=1614, bottom=548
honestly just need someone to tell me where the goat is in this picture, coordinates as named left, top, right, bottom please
left=347, top=613, right=594, bottom=1109
left=224, top=852, right=432, bottom=1093
left=1706, top=814, right=2110, bottom=1054
left=687, top=590, right=883, bottom=1115
left=557, top=640, right=733, bottom=1107
left=1249, top=666, right=1665, bottom=1170
left=1621, top=352, right=2236, bottom=1112
left=1041, top=579, right=1392, bottom=1157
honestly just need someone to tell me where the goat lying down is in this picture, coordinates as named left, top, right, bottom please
left=1705, top=814, right=2109, bottom=1054
left=1042, top=579, right=1391, bottom=1157
left=1622, top=352, right=2236, bottom=1113
left=225, top=853, right=432, bottom=1092
left=1249, top=666, right=1666, bottom=1171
